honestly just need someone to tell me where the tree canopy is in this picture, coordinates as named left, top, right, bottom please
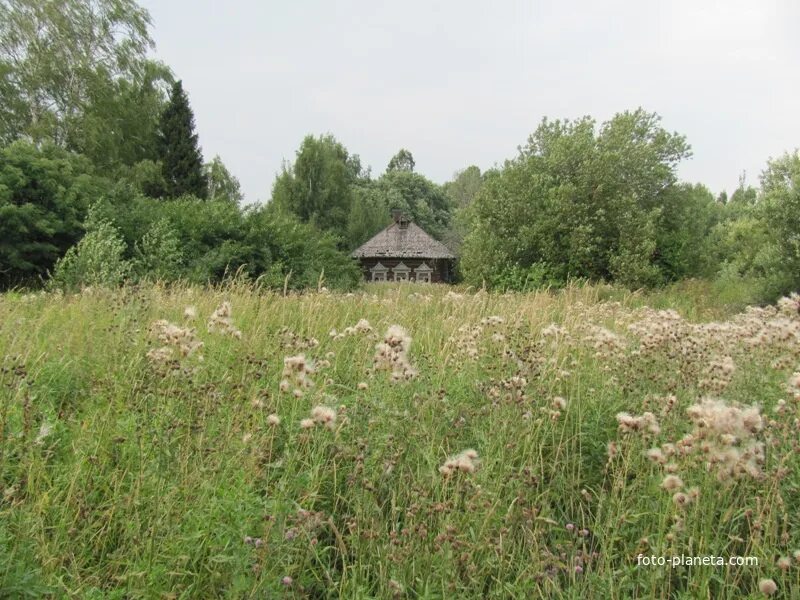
left=157, top=80, right=207, bottom=199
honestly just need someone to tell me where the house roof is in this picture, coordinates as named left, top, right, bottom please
left=351, top=221, right=456, bottom=260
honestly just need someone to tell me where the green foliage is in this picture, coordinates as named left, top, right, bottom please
left=373, top=170, right=453, bottom=240
left=133, top=217, right=184, bottom=280
left=90, top=192, right=360, bottom=288
left=204, top=155, right=242, bottom=204
left=50, top=210, right=131, bottom=290
left=346, top=184, right=391, bottom=249
left=124, top=158, right=167, bottom=198
left=244, top=205, right=361, bottom=290
left=761, top=151, right=800, bottom=293
left=461, top=109, right=692, bottom=289
left=0, top=0, right=170, bottom=163
left=0, top=141, right=109, bottom=288
left=157, top=80, right=207, bottom=199
left=654, top=183, right=720, bottom=280
left=271, top=134, right=363, bottom=237
left=444, top=165, right=482, bottom=209
left=386, top=148, right=415, bottom=172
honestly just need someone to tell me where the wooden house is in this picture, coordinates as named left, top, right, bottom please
left=351, top=212, right=456, bottom=283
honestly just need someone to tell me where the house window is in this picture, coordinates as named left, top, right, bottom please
left=392, top=262, right=411, bottom=282
left=413, top=262, right=433, bottom=283
left=370, top=263, right=388, bottom=282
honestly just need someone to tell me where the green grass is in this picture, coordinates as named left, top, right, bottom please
left=0, top=281, right=798, bottom=598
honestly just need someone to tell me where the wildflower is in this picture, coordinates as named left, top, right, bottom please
left=758, top=578, right=777, bottom=595
left=481, top=315, right=504, bottom=326
left=311, top=405, right=337, bottom=429
left=184, top=305, right=197, bottom=320
left=357, top=382, right=368, bottom=391
left=777, top=556, right=791, bottom=570
left=607, top=441, right=618, bottom=458
left=646, top=448, right=666, bottom=464
left=300, top=418, right=315, bottom=429
left=439, top=449, right=480, bottom=476
left=374, top=325, right=417, bottom=381
left=147, top=320, right=204, bottom=368
left=616, top=411, right=660, bottom=435
left=267, top=414, right=280, bottom=426
left=207, top=301, right=242, bottom=338
left=661, top=475, right=683, bottom=492
left=281, top=576, right=293, bottom=586
left=281, top=354, right=315, bottom=395
left=552, top=396, right=568, bottom=411
left=685, top=398, right=765, bottom=480
left=672, top=492, right=690, bottom=508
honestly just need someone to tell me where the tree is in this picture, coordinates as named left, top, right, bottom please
left=157, top=80, right=207, bottom=199
left=374, top=170, right=452, bottom=239
left=0, top=0, right=171, bottom=163
left=50, top=209, right=131, bottom=290
left=461, top=109, right=692, bottom=288
left=271, top=134, right=363, bottom=237
left=387, top=148, right=415, bottom=173
left=761, top=151, right=800, bottom=293
left=204, top=155, right=242, bottom=204
left=0, top=141, right=109, bottom=288
left=444, top=166, right=482, bottom=208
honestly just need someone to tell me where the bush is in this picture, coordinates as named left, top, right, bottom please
left=133, top=218, right=184, bottom=281
left=50, top=211, right=131, bottom=291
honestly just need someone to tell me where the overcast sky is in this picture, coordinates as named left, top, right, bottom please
left=140, top=0, right=800, bottom=204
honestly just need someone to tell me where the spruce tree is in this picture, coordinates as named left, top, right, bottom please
left=157, top=81, right=208, bottom=199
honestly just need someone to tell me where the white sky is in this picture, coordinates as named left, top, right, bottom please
left=140, top=0, right=800, bottom=204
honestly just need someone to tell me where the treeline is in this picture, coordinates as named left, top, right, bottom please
left=1, top=0, right=798, bottom=298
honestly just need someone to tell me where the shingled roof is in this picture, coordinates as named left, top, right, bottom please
left=351, top=220, right=456, bottom=260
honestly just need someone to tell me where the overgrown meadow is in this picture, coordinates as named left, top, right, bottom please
left=1, top=282, right=799, bottom=599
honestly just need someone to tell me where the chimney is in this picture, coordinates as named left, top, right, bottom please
left=391, top=209, right=409, bottom=229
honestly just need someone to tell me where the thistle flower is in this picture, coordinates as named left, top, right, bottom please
left=300, top=418, right=315, bottom=429
left=758, top=578, right=777, bottom=595
left=661, top=475, right=683, bottom=492
left=207, top=301, right=242, bottom=338
left=607, top=441, right=618, bottom=458
left=646, top=448, right=666, bottom=464
left=148, top=319, right=203, bottom=363
left=374, top=325, right=417, bottom=381
left=552, top=396, right=568, bottom=411
left=281, top=354, right=315, bottom=395
left=616, top=411, right=660, bottom=435
left=672, top=492, right=690, bottom=508
left=777, top=556, right=791, bottom=570
left=311, top=405, right=337, bottom=429
left=357, top=382, right=368, bottom=391
left=439, top=449, right=480, bottom=476
left=184, top=305, right=197, bottom=320
left=267, top=414, right=280, bottom=426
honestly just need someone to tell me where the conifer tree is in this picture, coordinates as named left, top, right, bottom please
left=157, top=81, right=208, bottom=198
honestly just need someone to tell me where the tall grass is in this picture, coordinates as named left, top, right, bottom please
left=0, top=282, right=797, bottom=598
